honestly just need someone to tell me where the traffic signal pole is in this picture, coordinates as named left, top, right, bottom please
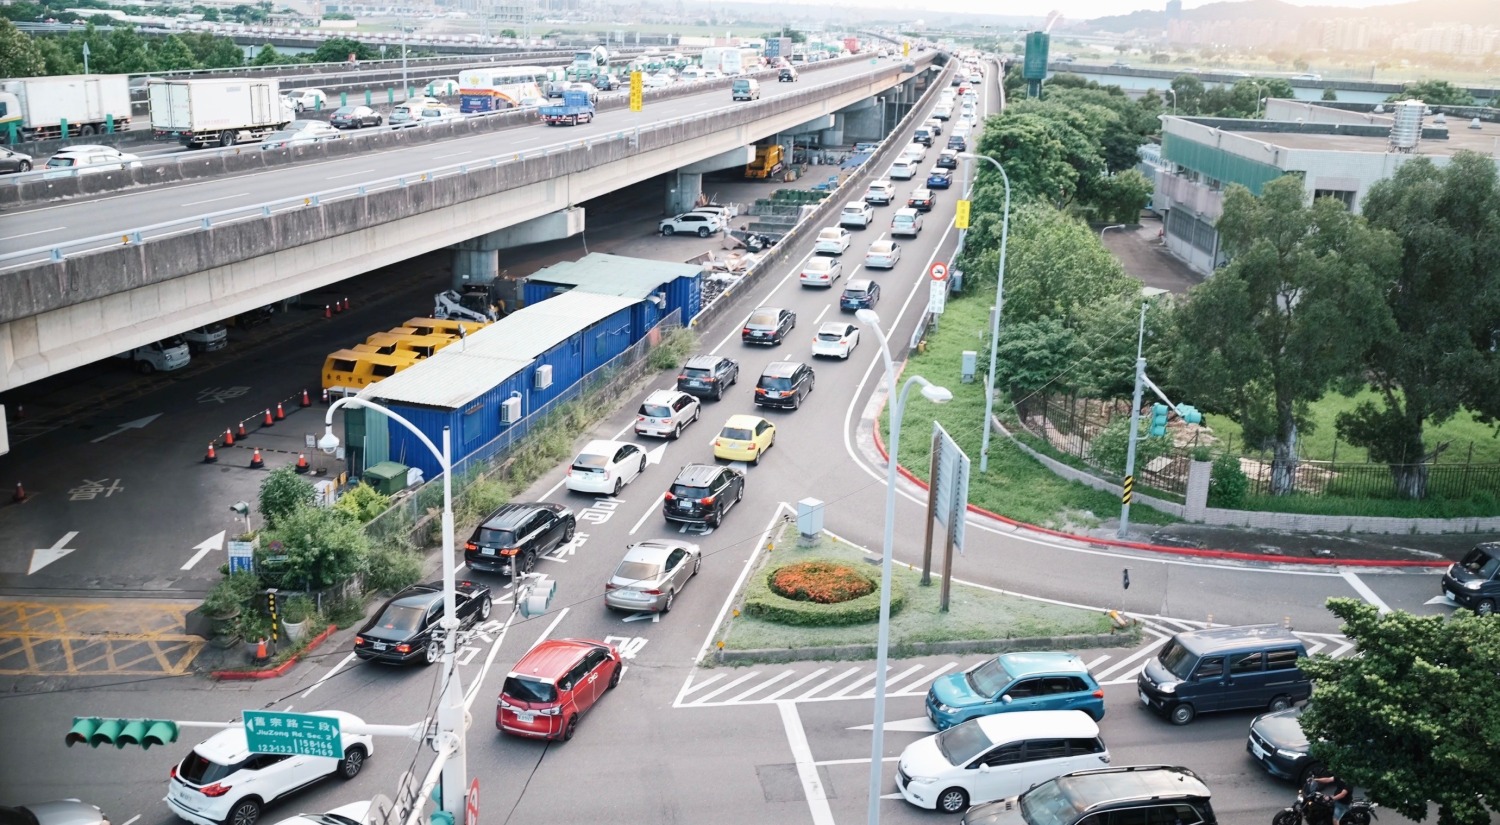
left=1118, top=304, right=1149, bottom=539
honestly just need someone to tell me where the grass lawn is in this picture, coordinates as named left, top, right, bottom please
left=716, top=529, right=1119, bottom=660
left=881, top=294, right=1177, bottom=530
left=1204, top=389, right=1500, bottom=466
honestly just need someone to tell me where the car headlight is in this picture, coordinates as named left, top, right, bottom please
left=934, top=702, right=956, bottom=713
left=1157, top=682, right=1177, bottom=694
left=1464, top=579, right=1482, bottom=589
left=908, top=774, right=937, bottom=784
left=1276, top=748, right=1304, bottom=760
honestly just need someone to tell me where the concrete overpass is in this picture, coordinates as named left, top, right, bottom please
left=0, top=55, right=942, bottom=391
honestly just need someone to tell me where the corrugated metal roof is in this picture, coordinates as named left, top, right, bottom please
left=360, top=350, right=533, bottom=409
left=526, top=252, right=702, bottom=299
left=471, top=291, right=639, bottom=359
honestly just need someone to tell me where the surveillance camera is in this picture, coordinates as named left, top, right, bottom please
left=230, top=501, right=250, bottom=516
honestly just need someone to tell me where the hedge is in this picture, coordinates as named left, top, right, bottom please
left=744, top=558, right=907, bottom=626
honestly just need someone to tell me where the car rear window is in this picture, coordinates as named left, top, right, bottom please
left=572, top=454, right=608, bottom=470
left=684, top=367, right=713, bottom=378
left=749, top=311, right=779, bottom=326
left=671, top=484, right=710, bottom=499
left=818, top=330, right=844, bottom=341
left=374, top=604, right=425, bottom=633
left=503, top=676, right=557, bottom=704
left=178, top=750, right=241, bottom=785
left=844, top=287, right=867, bottom=298
left=842, top=206, right=864, bottom=214
left=639, top=404, right=672, bottom=418
left=614, top=561, right=661, bottom=582
left=478, top=527, right=517, bottom=547
left=760, top=377, right=793, bottom=390
left=721, top=426, right=753, bottom=440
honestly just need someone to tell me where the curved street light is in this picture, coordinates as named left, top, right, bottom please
left=957, top=152, right=1011, bottom=474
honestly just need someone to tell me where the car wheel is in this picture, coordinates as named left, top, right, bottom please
left=1169, top=703, right=1196, bottom=726
left=1344, top=812, right=1372, bottom=825
left=697, top=227, right=711, bottom=238
left=220, top=130, right=237, bottom=147
left=563, top=519, right=576, bottom=542
left=612, top=477, right=623, bottom=495
left=752, top=449, right=761, bottom=466
left=638, top=456, right=647, bottom=477
left=662, top=225, right=675, bottom=235
left=937, top=788, right=969, bottom=814
left=522, top=549, right=538, bottom=575
left=691, top=406, right=700, bottom=423
left=561, top=714, right=578, bottom=741
left=789, top=393, right=799, bottom=410
left=226, top=798, right=262, bottom=825
left=424, top=639, right=441, bottom=666
left=693, top=555, right=702, bottom=575
left=479, top=597, right=492, bottom=621
left=662, top=590, right=674, bottom=613
left=137, top=360, right=155, bottom=375
left=714, top=386, right=723, bottom=401
left=1477, top=598, right=1495, bottom=616
left=710, top=506, right=723, bottom=528
left=19, top=161, right=31, bottom=172
left=1267, top=694, right=1293, bottom=713
left=672, top=423, right=682, bottom=440
left=608, top=662, right=622, bottom=688
left=337, top=745, right=366, bottom=779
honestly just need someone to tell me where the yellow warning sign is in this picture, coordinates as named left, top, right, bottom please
left=956, top=199, right=971, bottom=230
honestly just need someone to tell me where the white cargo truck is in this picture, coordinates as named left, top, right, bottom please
left=0, top=74, right=132, bottom=142
left=148, top=78, right=293, bottom=148
left=115, top=338, right=191, bottom=374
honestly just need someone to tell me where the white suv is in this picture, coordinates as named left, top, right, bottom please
left=166, top=710, right=373, bottom=825
left=839, top=201, right=874, bottom=229
left=634, top=389, right=701, bottom=439
left=659, top=212, right=723, bottom=237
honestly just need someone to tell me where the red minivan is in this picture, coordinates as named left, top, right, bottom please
left=497, top=639, right=622, bottom=741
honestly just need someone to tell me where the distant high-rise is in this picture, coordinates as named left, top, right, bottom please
left=1166, top=0, right=1182, bottom=20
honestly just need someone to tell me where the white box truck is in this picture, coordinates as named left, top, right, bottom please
left=115, top=338, right=191, bottom=374
left=0, top=74, right=132, bottom=142
left=148, top=78, right=293, bottom=148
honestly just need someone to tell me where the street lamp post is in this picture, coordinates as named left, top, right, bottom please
left=1101, top=224, right=1127, bottom=241
left=958, top=152, right=1011, bottom=474
left=857, top=309, right=952, bottom=825
left=318, top=399, right=466, bottom=820
left=1165, top=87, right=1176, bottom=116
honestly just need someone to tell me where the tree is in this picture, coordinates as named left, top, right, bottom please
left=1300, top=599, right=1500, bottom=825
left=1335, top=152, right=1500, bottom=498
left=498, top=28, right=517, bottom=38
left=971, top=204, right=1138, bottom=328
left=977, top=106, right=1104, bottom=210
left=332, top=482, right=391, bottom=524
left=153, top=34, right=199, bottom=71
left=1092, top=169, right=1153, bottom=224
left=265, top=504, right=369, bottom=591
left=311, top=36, right=375, bottom=63
left=995, top=317, right=1080, bottom=401
left=0, top=19, right=46, bottom=77
left=259, top=467, right=316, bottom=530
left=1071, top=295, right=1176, bottom=400
left=251, top=43, right=282, bottom=65
left=1321, top=86, right=1338, bottom=101
left=1172, top=176, right=1398, bottom=495
left=1386, top=80, right=1474, bottom=106
left=1169, top=75, right=1205, bottom=114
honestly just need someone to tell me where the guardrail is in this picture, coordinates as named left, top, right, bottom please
left=0, top=55, right=930, bottom=273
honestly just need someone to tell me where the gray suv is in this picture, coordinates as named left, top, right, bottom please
left=960, top=765, right=1217, bottom=825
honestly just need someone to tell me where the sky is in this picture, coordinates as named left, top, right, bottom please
left=999, top=0, right=1416, bottom=19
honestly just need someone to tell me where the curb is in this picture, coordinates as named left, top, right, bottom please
left=211, top=624, right=338, bottom=681
left=869, top=414, right=1449, bottom=569
left=715, top=631, right=1135, bottom=665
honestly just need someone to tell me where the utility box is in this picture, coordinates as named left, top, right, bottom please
left=362, top=461, right=410, bottom=496
left=961, top=351, right=977, bottom=383
left=797, top=498, right=825, bottom=541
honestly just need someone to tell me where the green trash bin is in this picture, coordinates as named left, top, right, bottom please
left=363, top=461, right=410, bottom=496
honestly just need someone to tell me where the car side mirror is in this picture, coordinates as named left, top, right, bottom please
left=1000, top=694, right=1013, bottom=704
left=978, top=764, right=991, bottom=773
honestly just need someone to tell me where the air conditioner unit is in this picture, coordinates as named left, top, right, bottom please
left=534, top=364, right=553, bottom=390
left=500, top=396, right=522, bottom=423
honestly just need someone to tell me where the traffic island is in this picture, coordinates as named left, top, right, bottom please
left=708, top=525, right=1130, bottom=665
left=209, top=623, right=338, bottom=681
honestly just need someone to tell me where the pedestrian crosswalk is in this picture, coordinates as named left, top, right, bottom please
left=672, top=616, right=1354, bottom=708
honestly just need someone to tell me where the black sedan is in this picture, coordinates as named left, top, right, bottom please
left=329, top=105, right=383, bottom=129
left=354, top=580, right=492, bottom=665
left=0, top=146, right=34, bottom=174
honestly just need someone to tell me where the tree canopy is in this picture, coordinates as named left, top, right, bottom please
left=1386, top=80, right=1474, bottom=106
left=0, top=19, right=46, bottom=76
left=1300, top=599, right=1500, bottom=825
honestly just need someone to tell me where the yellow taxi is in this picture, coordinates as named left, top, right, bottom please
left=712, top=414, right=777, bottom=465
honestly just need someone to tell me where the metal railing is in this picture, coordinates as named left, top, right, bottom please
left=0, top=55, right=911, bottom=271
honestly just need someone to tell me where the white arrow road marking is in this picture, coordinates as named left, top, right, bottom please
left=848, top=716, right=937, bottom=733
left=89, top=413, right=162, bottom=443
left=646, top=443, right=667, bottom=466
left=1425, top=595, right=1457, bottom=606
left=1341, top=570, right=1392, bottom=614
left=181, top=530, right=227, bottom=570
left=778, top=701, right=835, bottom=825
left=30, top=532, right=79, bottom=574
left=622, top=611, right=660, bottom=623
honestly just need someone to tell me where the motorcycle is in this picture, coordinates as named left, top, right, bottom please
left=1273, top=777, right=1377, bottom=825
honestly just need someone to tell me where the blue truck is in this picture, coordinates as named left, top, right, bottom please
left=539, top=90, right=596, bottom=126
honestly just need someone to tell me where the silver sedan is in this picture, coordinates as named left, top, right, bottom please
left=604, top=540, right=701, bottom=614
left=865, top=239, right=902, bottom=269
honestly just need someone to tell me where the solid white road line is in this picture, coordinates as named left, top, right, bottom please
left=629, top=492, right=666, bottom=535
left=325, top=169, right=376, bottom=180
left=180, top=193, right=248, bottom=206
left=1085, top=654, right=1112, bottom=670
left=121, top=816, right=141, bottom=825
left=678, top=673, right=726, bottom=699
left=300, top=652, right=357, bottom=698
left=710, top=249, right=818, bottom=354
left=830, top=666, right=886, bottom=698
left=778, top=701, right=837, bottom=825
left=690, top=671, right=763, bottom=704
left=1091, top=630, right=1168, bottom=683
left=726, top=669, right=796, bottom=703
left=813, top=756, right=900, bottom=767
left=0, top=226, right=67, bottom=241
left=680, top=502, right=793, bottom=684
left=464, top=611, right=517, bottom=711
left=797, top=666, right=862, bottom=700
left=524, top=606, right=571, bottom=653
left=1341, top=570, right=1393, bottom=614
left=877, top=664, right=926, bottom=694
left=814, top=304, right=830, bottom=323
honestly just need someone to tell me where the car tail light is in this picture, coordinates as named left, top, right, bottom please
left=713, top=439, right=722, bottom=447
left=465, top=541, right=479, bottom=551
left=747, top=444, right=758, bottom=451
left=605, top=583, right=618, bottom=590
left=664, top=491, right=676, bottom=501
left=1093, top=689, right=1105, bottom=699
left=354, top=636, right=366, bottom=646
left=677, top=374, right=686, bottom=380
left=170, top=765, right=178, bottom=779
left=396, top=644, right=412, bottom=654
left=641, top=588, right=662, bottom=596
left=755, top=388, right=767, bottom=395
left=500, top=547, right=519, bottom=556
left=538, top=706, right=561, bottom=716
left=635, top=415, right=645, bottom=422
left=700, top=495, right=716, bottom=506
left=499, top=699, right=516, bottom=710
left=199, top=783, right=232, bottom=798
left=703, top=376, right=716, bottom=383
left=743, top=327, right=752, bottom=335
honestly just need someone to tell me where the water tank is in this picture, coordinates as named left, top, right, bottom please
left=1388, top=99, right=1424, bottom=152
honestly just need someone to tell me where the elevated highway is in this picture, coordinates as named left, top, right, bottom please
left=0, top=54, right=941, bottom=390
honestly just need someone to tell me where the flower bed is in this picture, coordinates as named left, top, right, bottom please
left=770, top=560, right=876, bottom=604
left=745, top=557, right=905, bottom=626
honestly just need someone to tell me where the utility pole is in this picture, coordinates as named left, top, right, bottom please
left=1118, top=304, right=1147, bottom=539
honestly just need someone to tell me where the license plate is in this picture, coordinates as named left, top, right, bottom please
left=515, top=712, right=535, bottom=723
left=678, top=500, right=693, bottom=510
left=373, top=642, right=387, bottom=651
left=1250, top=740, right=1268, bottom=760
left=1444, top=590, right=1456, bottom=601
left=1139, top=691, right=1149, bottom=706
left=482, top=548, right=496, bottom=556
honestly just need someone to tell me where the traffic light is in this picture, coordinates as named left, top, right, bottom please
left=1149, top=403, right=1170, bottom=437
left=66, top=717, right=179, bottom=749
left=517, top=574, right=556, bottom=619
left=1175, top=404, right=1203, bottom=425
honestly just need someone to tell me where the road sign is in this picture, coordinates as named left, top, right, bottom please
left=929, top=262, right=948, bottom=281
left=465, top=778, right=479, bottom=825
left=932, top=421, right=971, bottom=552
left=242, top=710, right=342, bottom=758
left=629, top=71, right=643, bottom=112
left=955, top=199, right=971, bottom=230
left=928, top=280, right=947, bottom=315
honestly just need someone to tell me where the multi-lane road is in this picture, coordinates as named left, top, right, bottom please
left=0, top=60, right=1454, bottom=825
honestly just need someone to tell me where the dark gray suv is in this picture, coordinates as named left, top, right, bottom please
left=960, top=765, right=1217, bottom=825
left=677, top=355, right=740, bottom=400
left=663, top=464, right=745, bottom=528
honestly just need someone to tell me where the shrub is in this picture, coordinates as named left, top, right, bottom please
left=264, top=504, right=369, bottom=590
left=365, top=544, right=423, bottom=594
left=259, top=467, right=316, bottom=529
left=771, top=561, right=876, bottom=604
left=202, top=571, right=263, bottom=617
left=744, top=559, right=905, bottom=626
left=332, top=482, right=391, bottom=524
left=1208, top=452, right=1250, bottom=507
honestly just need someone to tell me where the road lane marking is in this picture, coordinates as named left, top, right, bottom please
left=628, top=492, right=666, bottom=535
left=796, top=666, right=861, bottom=699
left=678, top=673, right=726, bottom=698
left=848, top=716, right=937, bottom=733
left=1092, top=629, right=1168, bottom=683
left=761, top=668, right=830, bottom=702
left=875, top=664, right=925, bottom=694
left=1085, top=654, right=1111, bottom=670
left=890, top=662, right=956, bottom=696
left=813, top=756, right=900, bottom=767
left=300, top=652, right=357, bottom=698
left=325, top=168, right=375, bottom=180
left=778, top=701, right=836, bottom=825
left=180, top=193, right=249, bottom=206
left=0, top=226, right=67, bottom=241
left=463, top=611, right=517, bottom=711
left=1341, top=570, right=1392, bottom=614
left=727, top=669, right=795, bottom=703
left=710, top=248, right=817, bottom=354
left=814, top=304, right=830, bottom=323
left=830, top=666, right=886, bottom=698
left=690, top=671, right=763, bottom=703
left=181, top=530, right=226, bottom=570
left=680, top=502, right=794, bottom=677
left=524, top=606, right=570, bottom=652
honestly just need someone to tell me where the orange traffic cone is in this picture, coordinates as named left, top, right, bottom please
left=11, top=482, right=26, bottom=502
left=294, top=453, right=310, bottom=474
left=300, top=389, right=311, bottom=408
left=224, top=427, right=235, bottom=447
left=262, top=408, right=274, bottom=428
left=333, top=300, right=343, bottom=315
left=249, top=448, right=264, bottom=469
left=237, top=421, right=248, bottom=439
left=320, top=388, right=330, bottom=404
left=205, top=443, right=218, bottom=463
left=342, top=297, right=351, bottom=312
left=252, top=637, right=270, bottom=664
left=275, top=403, right=286, bottom=421
left=324, top=304, right=332, bottom=319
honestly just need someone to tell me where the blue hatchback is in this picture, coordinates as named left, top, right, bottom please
left=926, top=169, right=953, bottom=189
left=926, top=651, right=1105, bottom=730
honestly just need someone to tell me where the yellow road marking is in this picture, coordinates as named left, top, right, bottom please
left=0, top=599, right=205, bottom=677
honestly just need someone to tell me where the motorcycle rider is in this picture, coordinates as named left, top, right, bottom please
left=1311, top=773, right=1352, bottom=824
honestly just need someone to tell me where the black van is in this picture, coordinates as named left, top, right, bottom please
left=1137, top=625, right=1311, bottom=725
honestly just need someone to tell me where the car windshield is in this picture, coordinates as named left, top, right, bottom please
left=1460, top=547, right=1500, bottom=578
left=572, top=453, right=609, bottom=469
left=1018, top=781, right=1083, bottom=825
left=749, top=311, right=779, bottom=326
left=503, top=675, right=557, bottom=704
left=818, top=229, right=842, bottom=240
left=1158, top=638, right=1197, bottom=679
left=177, top=749, right=238, bottom=785
left=721, top=426, right=753, bottom=440
left=843, top=206, right=864, bottom=215
left=935, top=722, right=995, bottom=765
left=614, top=560, right=661, bottom=582
left=421, top=108, right=445, bottom=117
left=671, top=483, right=710, bottom=499
left=640, top=404, right=672, bottom=418
left=334, top=106, right=357, bottom=115
left=478, top=527, right=517, bottom=547
left=47, top=157, right=76, bottom=167
left=966, top=657, right=1014, bottom=696
left=373, top=604, right=426, bottom=633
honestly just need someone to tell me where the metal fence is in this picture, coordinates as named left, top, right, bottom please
left=1014, top=393, right=1500, bottom=501
left=363, top=309, right=682, bottom=547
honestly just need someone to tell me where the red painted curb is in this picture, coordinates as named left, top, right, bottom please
left=869, top=417, right=1449, bottom=569
left=212, top=624, right=338, bottom=681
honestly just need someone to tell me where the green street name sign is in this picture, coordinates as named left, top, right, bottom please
left=242, top=710, right=343, bottom=758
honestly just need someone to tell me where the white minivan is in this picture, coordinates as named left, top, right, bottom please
left=895, top=709, right=1110, bottom=814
